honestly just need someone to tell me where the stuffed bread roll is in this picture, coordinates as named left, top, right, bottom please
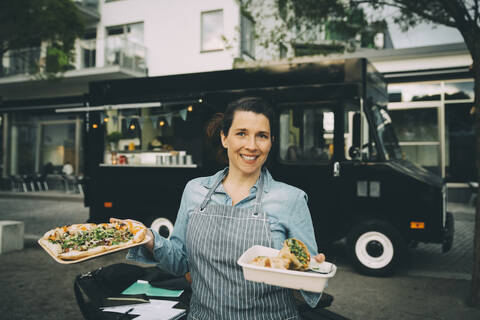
left=269, top=257, right=292, bottom=270
left=250, top=256, right=271, bottom=267
left=278, top=238, right=310, bottom=271
left=249, top=256, right=292, bottom=270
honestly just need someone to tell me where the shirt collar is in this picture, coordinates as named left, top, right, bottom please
left=201, top=167, right=272, bottom=193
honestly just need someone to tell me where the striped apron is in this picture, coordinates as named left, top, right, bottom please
left=186, top=170, right=299, bottom=320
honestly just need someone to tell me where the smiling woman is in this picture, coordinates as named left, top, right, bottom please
left=126, top=97, right=327, bottom=319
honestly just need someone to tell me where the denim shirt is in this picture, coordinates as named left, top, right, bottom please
left=127, top=167, right=323, bottom=307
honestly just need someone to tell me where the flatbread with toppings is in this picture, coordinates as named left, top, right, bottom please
left=39, top=220, right=147, bottom=261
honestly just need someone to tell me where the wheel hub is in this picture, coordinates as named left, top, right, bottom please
left=354, top=231, right=395, bottom=270
left=366, top=240, right=384, bottom=257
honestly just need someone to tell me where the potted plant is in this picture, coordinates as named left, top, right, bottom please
left=106, top=131, right=123, bottom=151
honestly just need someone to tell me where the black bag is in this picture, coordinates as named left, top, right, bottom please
left=74, top=263, right=146, bottom=320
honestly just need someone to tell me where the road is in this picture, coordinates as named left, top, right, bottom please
left=0, top=197, right=474, bottom=280
left=0, top=196, right=479, bottom=319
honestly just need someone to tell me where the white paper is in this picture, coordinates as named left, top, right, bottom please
left=101, top=305, right=138, bottom=313
left=101, top=299, right=185, bottom=320
left=133, top=308, right=185, bottom=320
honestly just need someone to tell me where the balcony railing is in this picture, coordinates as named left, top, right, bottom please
left=74, top=0, right=99, bottom=11
left=105, top=36, right=147, bottom=74
left=0, top=37, right=147, bottom=78
left=1, top=47, right=42, bottom=77
left=74, top=0, right=100, bottom=24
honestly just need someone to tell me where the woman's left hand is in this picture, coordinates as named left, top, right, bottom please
left=313, top=253, right=326, bottom=263
left=110, top=217, right=154, bottom=252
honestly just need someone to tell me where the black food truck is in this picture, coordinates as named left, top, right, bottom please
left=77, top=58, right=453, bottom=276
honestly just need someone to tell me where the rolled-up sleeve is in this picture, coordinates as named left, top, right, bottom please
left=126, top=182, right=192, bottom=276
left=286, top=190, right=324, bottom=308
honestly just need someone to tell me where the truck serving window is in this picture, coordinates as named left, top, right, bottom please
left=101, top=105, right=201, bottom=167
left=279, top=107, right=334, bottom=163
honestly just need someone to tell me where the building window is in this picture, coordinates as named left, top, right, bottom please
left=6, top=46, right=41, bottom=76
left=81, top=29, right=97, bottom=68
left=390, top=108, right=439, bottom=142
left=201, top=10, right=224, bottom=52
left=0, top=115, right=3, bottom=179
left=105, top=22, right=146, bottom=72
left=387, top=79, right=475, bottom=181
left=279, top=107, right=334, bottom=163
left=388, top=83, right=441, bottom=102
left=241, top=14, right=255, bottom=58
left=8, top=113, right=82, bottom=177
left=389, top=107, right=440, bottom=175
left=279, top=43, right=288, bottom=59
left=445, top=102, right=476, bottom=181
left=444, top=81, right=474, bottom=100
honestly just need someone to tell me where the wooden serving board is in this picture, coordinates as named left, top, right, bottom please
left=38, top=232, right=153, bottom=264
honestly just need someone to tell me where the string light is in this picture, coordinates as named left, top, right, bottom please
left=92, top=124, right=98, bottom=129
left=159, top=120, right=165, bottom=127
left=129, top=124, right=136, bottom=130
left=187, top=105, right=193, bottom=112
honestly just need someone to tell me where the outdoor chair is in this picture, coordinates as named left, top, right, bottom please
left=22, top=174, right=37, bottom=192
left=9, top=175, right=27, bottom=192
left=35, top=172, right=49, bottom=191
left=62, top=174, right=84, bottom=194
left=62, top=174, right=76, bottom=193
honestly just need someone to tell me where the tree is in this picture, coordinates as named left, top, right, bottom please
left=242, top=0, right=480, bottom=307
left=0, top=0, right=84, bottom=78
left=238, top=0, right=388, bottom=60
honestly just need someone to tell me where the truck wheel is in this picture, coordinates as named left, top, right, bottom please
left=149, top=217, right=174, bottom=239
left=347, top=220, right=405, bottom=276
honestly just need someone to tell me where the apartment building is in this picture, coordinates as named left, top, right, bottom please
left=0, top=0, right=251, bottom=185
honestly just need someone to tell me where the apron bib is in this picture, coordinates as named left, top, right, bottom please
left=186, top=171, right=299, bottom=320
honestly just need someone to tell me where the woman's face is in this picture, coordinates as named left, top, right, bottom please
left=221, top=111, right=272, bottom=178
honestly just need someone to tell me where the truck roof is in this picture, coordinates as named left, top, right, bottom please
left=89, top=58, right=385, bottom=106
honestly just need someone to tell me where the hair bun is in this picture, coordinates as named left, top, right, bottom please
left=205, top=113, right=228, bottom=164
left=205, top=112, right=224, bottom=140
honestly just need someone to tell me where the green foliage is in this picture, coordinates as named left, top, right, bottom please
left=0, top=0, right=85, bottom=77
left=46, top=45, right=75, bottom=74
left=240, top=0, right=478, bottom=59
left=293, top=43, right=346, bottom=56
left=106, top=131, right=123, bottom=144
left=239, top=0, right=387, bottom=58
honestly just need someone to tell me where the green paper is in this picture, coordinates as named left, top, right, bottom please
left=122, top=281, right=183, bottom=298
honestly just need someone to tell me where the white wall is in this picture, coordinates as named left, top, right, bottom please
left=99, top=0, right=241, bottom=76
left=372, top=53, right=472, bottom=74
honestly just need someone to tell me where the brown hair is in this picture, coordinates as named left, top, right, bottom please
left=205, top=97, right=275, bottom=164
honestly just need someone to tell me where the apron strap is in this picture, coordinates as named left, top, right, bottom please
left=252, top=170, right=265, bottom=216
left=199, top=168, right=266, bottom=213
left=199, top=168, right=228, bottom=211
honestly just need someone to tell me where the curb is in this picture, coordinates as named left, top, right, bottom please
left=0, top=192, right=83, bottom=203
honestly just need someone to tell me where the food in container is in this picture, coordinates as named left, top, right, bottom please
left=237, top=244, right=336, bottom=293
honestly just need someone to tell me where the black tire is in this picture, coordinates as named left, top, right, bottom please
left=346, top=220, right=405, bottom=276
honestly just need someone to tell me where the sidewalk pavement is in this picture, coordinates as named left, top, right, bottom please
left=0, top=195, right=479, bottom=319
